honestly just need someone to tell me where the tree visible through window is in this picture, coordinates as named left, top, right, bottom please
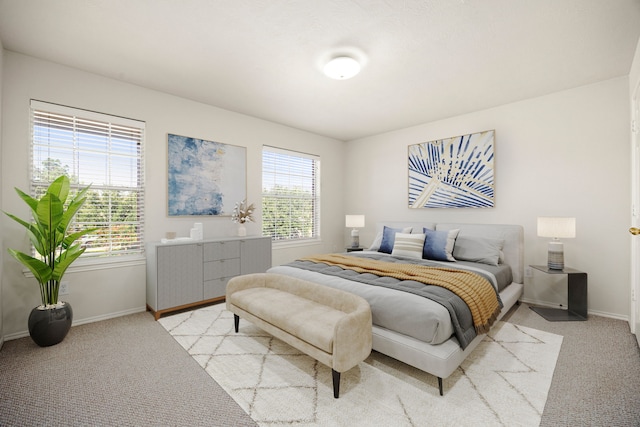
left=262, top=146, right=320, bottom=242
left=30, top=100, right=145, bottom=258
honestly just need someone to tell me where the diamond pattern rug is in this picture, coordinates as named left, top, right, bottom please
left=159, top=303, right=562, bottom=427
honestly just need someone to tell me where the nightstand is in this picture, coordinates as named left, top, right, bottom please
left=529, top=265, right=587, bottom=321
left=346, top=247, right=364, bottom=252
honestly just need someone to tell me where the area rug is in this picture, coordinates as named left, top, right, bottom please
left=159, top=304, right=563, bottom=427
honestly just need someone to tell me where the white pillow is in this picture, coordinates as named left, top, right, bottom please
left=368, top=232, right=383, bottom=251
left=391, top=233, right=426, bottom=259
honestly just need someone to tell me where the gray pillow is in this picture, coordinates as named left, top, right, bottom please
left=453, top=236, right=504, bottom=266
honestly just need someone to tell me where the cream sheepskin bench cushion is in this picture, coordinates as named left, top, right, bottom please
left=226, top=273, right=372, bottom=398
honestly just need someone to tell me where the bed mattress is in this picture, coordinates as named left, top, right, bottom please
left=268, top=251, right=512, bottom=347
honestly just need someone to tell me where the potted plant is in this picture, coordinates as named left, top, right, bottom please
left=4, top=175, right=95, bottom=347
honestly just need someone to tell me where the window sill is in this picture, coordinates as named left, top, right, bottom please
left=22, top=254, right=146, bottom=278
left=271, top=239, right=323, bottom=250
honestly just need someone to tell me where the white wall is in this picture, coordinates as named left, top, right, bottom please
left=0, top=41, right=4, bottom=348
left=345, top=77, right=631, bottom=319
left=631, top=38, right=640, bottom=95
left=1, top=51, right=345, bottom=338
left=629, top=35, right=640, bottom=337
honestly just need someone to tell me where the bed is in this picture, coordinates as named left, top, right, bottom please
left=268, top=222, right=524, bottom=395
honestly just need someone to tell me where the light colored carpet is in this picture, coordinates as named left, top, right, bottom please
left=0, top=310, right=256, bottom=426
left=160, top=304, right=563, bottom=427
left=506, top=303, right=640, bottom=426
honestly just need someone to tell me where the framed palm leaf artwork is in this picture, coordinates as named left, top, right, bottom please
left=408, top=130, right=495, bottom=208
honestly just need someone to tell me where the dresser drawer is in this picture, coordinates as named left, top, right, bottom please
left=204, top=258, right=240, bottom=281
left=204, top=278, right=231, bottom=300
left=203, top=241, right=240, bottom=261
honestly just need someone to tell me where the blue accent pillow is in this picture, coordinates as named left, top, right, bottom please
left=422, top=228, right=459, bottom=261
left=379, top=226, right=402, bottom=254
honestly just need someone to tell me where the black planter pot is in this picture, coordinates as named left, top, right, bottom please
left=28, top=302, right=73, bottom=347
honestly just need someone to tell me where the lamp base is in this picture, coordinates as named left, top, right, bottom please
left=547, top=241, right=564, bottom=270
left=351, top=229, right=360, bottom=248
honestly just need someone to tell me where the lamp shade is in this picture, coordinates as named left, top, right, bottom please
left=537, top=217, right=576, bottom=239
left=345, top=215, right=365, bottom=228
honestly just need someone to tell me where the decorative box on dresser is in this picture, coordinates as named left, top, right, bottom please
left=146, top=236, right=272, bottom=319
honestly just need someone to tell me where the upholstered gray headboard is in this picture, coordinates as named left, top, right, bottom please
left=375, top=222, right=524, bottom=284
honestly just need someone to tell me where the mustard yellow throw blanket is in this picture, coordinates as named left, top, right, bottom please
left=301, top=254, right=501, bottom=334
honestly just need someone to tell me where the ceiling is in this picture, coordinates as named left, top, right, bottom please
left=1, top=0, right=639, bottom=141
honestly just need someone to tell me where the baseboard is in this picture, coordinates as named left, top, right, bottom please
left=520, top=297, right=629, bottom=322
left=69, top=306, right=148, bottom=327
left=2, top=306, right=148, bottom=342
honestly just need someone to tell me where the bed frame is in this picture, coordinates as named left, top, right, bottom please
left=271, top=222, right=524, bottom=396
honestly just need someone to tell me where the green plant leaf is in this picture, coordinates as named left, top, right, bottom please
left=7, top=249, right=52, bottom=284
left=52, top=245, right=85, bottom=281
left=62, top=228, right=98, bottom=249
left=36, top=194, right=64, bottom=251
left=57, top=196, right=87, bottom=236
left=14, top=187, right=38, bottom=213
left=55, top=183, right=91, bottom=240
left=47, top=175, right=70, bottom=204
left=71, top=183, right=91, bottom=203
left=3, top=211, right=46, bottom=255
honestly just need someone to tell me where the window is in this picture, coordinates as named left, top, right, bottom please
left=30, top=100, right=145, bottom=258
left=262, top=146, right=320, bottom=243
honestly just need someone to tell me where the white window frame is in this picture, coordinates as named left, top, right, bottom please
left=262, top=145, right=321, bottom=245
left=30, top=100, right=145, bottom=265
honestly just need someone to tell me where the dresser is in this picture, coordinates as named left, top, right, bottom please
left=146, top=236, right=272, bottom=319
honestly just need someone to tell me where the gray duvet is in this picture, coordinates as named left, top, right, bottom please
left=268, top=251, right=511, bottom=349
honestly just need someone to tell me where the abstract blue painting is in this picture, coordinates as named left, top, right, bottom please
left=408, top=130, right=494, bottom=208
left=168, top=134, right=246, bottom=216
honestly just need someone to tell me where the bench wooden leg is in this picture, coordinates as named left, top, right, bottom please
left=234, top=314, right=239, bottom=333
left=438, top=377, right=443, bottom=396
left=332, top=369, right=340, bottom=398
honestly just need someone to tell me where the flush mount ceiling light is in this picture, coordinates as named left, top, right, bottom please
left=323, top=56, right=361, bottom=80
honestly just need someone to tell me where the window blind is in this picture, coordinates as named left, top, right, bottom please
left=262, top=146, right=320, bottom=242
left=30, top=100, right=145, bottom=258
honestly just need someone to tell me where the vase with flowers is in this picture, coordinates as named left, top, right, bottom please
left=231, top=200, right=255, bottom=236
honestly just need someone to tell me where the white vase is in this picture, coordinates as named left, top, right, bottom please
left=237, top=224, right=247, bottom=237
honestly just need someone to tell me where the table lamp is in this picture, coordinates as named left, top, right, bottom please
left=345, top=215, right=365, bottom=248
left=537, top=217, right=576, bottom=270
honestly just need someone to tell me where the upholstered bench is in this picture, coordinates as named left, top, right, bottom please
left=226, top=273, right=372, bottom=398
